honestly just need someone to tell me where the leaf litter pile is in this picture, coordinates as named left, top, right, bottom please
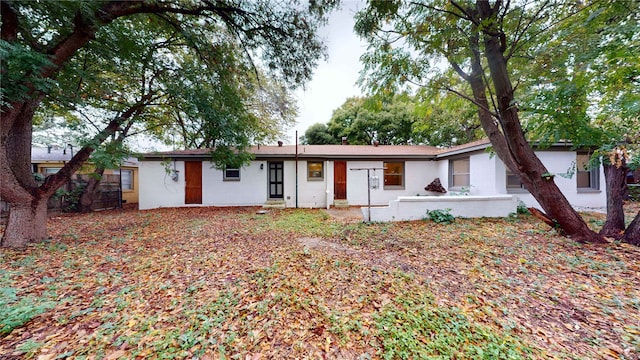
left=1, top=205, right=639, bottom=359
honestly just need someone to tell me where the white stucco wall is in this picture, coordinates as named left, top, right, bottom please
left=505, top=151, right=606, bottom=211
left=469, top=152, right=498, bottom=196
left=138, top=160, right=186, bottom=210
left=295, top=160, right=330, bottom=208
left=138, top=149, right=606, bottom=211
left=201, top=161, right=267, bottom=206
left=364, top=195, right=518, bottom=222
left=345, top=160, right=439, bottom=206
left=139, top=160, right=268, bottom=209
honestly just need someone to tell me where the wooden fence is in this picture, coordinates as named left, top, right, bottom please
left=0, top=173, right=122, bottom=223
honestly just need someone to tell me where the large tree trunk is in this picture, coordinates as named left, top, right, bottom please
left=474, top=1, right=605, bottom=243
left=1, top=99, right=49, bottom=247
left=1, top=199, right=48, bottom=248
left=78, top=168, right=105, bottom=213
left=600, top=163, right=627, bottom=238
left=622, top=212, right=640, bottom=246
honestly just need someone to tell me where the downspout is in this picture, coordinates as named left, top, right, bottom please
left=325, top=160, right=330, bottom=209
left=295, top=130, right=299, bottom=208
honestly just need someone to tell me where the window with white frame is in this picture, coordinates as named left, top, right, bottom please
left=383, top=161, right=404, bottom=189
left=224, top=167, right=240, bottom=181
left=43, top=167, right=61, bottom=175
left=114, top=169, right=133, bottom=190
left=506, top=169, right=526, bottom=191
left=307, top=161, right=323, bottom=180
left=576, top=154, right=599, bottom=190
left=449, top=158, right=470, bottom=189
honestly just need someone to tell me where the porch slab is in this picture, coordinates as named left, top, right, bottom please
left=362, top=195, right=518, bottom=222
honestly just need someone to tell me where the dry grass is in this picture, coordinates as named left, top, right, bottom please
left=0, top=204, right=639, bottom=359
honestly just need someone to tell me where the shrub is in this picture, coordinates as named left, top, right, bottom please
left=628, top=185, right=640, bottom=202
left=516, top=201, right=531, bottom=215
left=427, top=208, right=455, bottom=224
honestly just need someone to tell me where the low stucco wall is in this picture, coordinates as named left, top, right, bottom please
left=362, top=195, right=518, bottom=222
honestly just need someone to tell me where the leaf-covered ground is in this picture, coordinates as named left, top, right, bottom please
left=1, top=204, right=639, bottom=359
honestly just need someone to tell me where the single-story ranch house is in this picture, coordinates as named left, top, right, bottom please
left=138, top=139, right=606, bottom=220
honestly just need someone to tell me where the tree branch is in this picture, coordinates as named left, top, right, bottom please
left=40, top=92, right=154, bottom=195
left=445, top=86, right=500, bottom=119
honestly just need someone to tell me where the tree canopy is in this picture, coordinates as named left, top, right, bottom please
left=355, top=0, right=640, bottom=243
left=0, top=0, right=338, bottom=247
left=302, top=92, right=481, bottom=146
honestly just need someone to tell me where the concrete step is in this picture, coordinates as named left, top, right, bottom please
left=263, top=200, right=286, bottom=209
left=333, top=199, right=350, bottom=208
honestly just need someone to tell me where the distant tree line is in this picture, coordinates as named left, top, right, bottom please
left=300, top=91, right=482, bottom=146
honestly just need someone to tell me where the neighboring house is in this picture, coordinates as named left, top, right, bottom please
left=138, top=139, right=606, bottom=212
left=31, top=146, right=139, bottom=205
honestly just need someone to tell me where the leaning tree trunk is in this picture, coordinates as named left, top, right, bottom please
left=475, top=1, right=605, bottom=243
left=600, top=163, right=627, bottom=238
left=454, top=5, right=604, bottom=243
left=622, top=212, right=640, bottom=246
left=78, top=168, right=105, bottom=213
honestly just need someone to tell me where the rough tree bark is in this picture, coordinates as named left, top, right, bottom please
left=1, top=3, right=105, bottom=247
left=600, top=163, right=628, bottom=238
left=1, top=114, right=125, bottom=247
left=622, top=212, right=640, bottom=246
left=78, top=168, right=106, bottom=213
left=451, top=1, right=606, bottom=243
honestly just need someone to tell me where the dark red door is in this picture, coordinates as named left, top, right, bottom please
left=334, top=161, right=347, bottom=200
left=184, top=161, right=202, bottom=204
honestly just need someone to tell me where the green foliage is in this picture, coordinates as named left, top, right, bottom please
left=517, top=201, right=531, bottom=215
left=254, top=210, right=341, bottom=238
left=0, top=287, right=56, bottom=336
left=52, top=183, right=86, bottom=213
left=300, top=123, right=338, bottom=145
left=354, top=0, right=640, bottom=238
left=355, top=0, right=639, bottom=152
left=516, top=1, right=640, bottom=150
left=324, top=95, right=421, bottom=145
left=374, top=293, right=532, bottom=359
left=15, top=338, right=44, bottom=357
left=427, top=208, right=455, bottom=224
left=413, top=80, right=483, bottom=146
left=629, top=186, right=640, bottom=202
left=0, top=40, right=55, bottom=107
left=3, top=1, right=337, bottom=236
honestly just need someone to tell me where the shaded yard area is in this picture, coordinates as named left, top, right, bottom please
left=1, top=205, right=639, bottom=359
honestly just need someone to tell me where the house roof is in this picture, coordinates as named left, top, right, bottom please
left=31, top=147, right=73, bottom=162
left=141, top=139, right=497, bottom=161
left=143, top=144, right=440, bottom=160
left=31, top=147, right=139, bottom=167
left=141, top=138, right=588, bottom=161
left=435, top=138, right=491, bottom=158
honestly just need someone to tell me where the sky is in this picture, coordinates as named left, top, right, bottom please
left=285, top=1, right=368, bottom=144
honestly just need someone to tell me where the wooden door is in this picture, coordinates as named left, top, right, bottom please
left=268, top=161, right=284, bottom=199
left=184, top=161, right=202, bottom=204
left=334, top=161, right=347, bottom=200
